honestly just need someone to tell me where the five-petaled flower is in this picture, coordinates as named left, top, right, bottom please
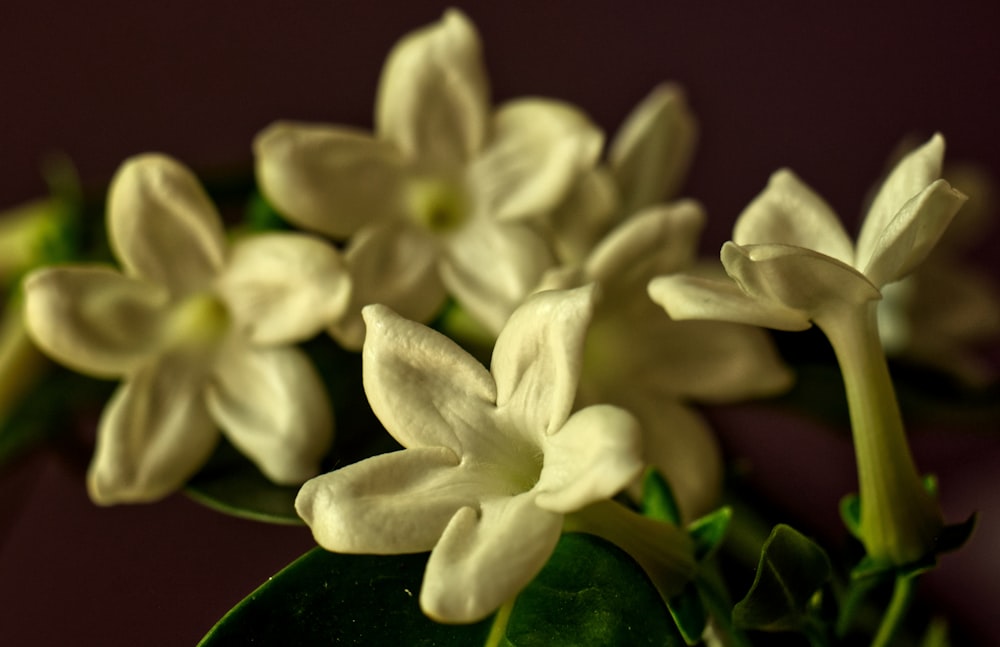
left=295, top=285, right=646, bottom=623
left=650, top=134, right=966, bottom=565
left=255, top=9, right=602, bottom=346
left=24, top=154, right=348, bottom=505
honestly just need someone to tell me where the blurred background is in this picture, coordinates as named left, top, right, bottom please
left=1, top=2, right=998, bottom=644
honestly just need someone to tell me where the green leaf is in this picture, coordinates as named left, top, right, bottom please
left=688, top=506, right=732, bottom=562
left=198, top=548, right=494, bottom=646
left=666, top=581, right=707, bottom=645
left=733, top=524, right=832, bottom=632
left=500, top=533, right=683, bottom=646
left=642, top=467, right=682, bottom=526
left=840, top=493, right=861, bottom=539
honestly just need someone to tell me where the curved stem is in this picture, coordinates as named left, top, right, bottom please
left=563, top=500, right=697, bottom=602
left=871, top=574, right=916, bottom=647
left=483, top=597, right=515, bottom=647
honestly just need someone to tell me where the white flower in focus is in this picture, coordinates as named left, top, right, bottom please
left=295, top=286, right=644, bottom=623
left=649, top=134, right=965, bottom=333
left=255, top=9, right=602, bottom=345
left=24, top=154, right=348, bottom=504
left=539, top=202, right=791, bottom=519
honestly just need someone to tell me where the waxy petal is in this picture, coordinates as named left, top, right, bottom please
left=856, top=134, right=944, bottom=267
left=216, top=232, right=351, bottom=345
left=254, top=122, right=408, bottom=239
left=88, top=354, right=218, bottom=504
left=610, top=83, right=697, bottom=214
left=362, top=304, right=497, bottom=453
left=441, top=218, right=555, bottom=334
left=733, top=170, right=854, bottom=265
left=376, top=9, right=489, bottom=166
left=471, top=98, right=604, bottom=222
left=723, top=243, right=881, bottom=317
left=332, top=223, right=447, bottom=350
left=862, top=179, right=967, bottom=288
left=534, top=404, right=643, bottom=514
left=546, top=167, right=620, bottom=264
left=649, top=273, right=812, bottom=331
left=492, top=285, right=596, bottom=437
left=420, top=495, right=562, bottom=623
left=296, top=447, right=474, bottom=554
left=23, top=265, right=167, bottom=377
left=108, top=154, right=226, bottom=297
left=206, top=342, right=332, bottom=485
left=584, top=201, right=705, bottom=287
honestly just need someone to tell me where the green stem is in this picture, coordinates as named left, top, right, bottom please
left=483, top=597, right=515, bottom=647
left=563, top=500, right=698, bottom=602
left=816, top=302, right=942, bottom=565
left=871, top=574, right=916, bottom=647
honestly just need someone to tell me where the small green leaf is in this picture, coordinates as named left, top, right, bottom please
left=688, top=506, right=732, bottom=562
left=501, top=532, right=683, bottom=646
left=934, top=513, right=977, bottom=556
left=733, top=524, right=832, bottom=632
left=198, top=548, right=493, bottom=646
left=642, top=467, right=682, bottom=526
left=666, top=581, right=707, bottom=645
left=840, top=493, right=861, bottom=539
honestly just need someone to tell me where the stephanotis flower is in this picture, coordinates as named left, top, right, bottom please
left=650, top=134, right=967, bottom=566
left=255, top=9, right=602, bottom=346
left=296, top=286, right=660, bottom=623
left=23, top=154, right=348, bottom=505
left=538, top=201, right=792, bottom=519
left=546, top=83, right=698, bottom=264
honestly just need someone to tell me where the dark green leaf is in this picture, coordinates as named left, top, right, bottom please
left=642, top=467, right=682, bottom=526
left=733, top=524, right=831, bottom=632
left=501, top=533, right=683, bottom=646
left=198, top=548, right=494, bottom=646
left=839, top=493, right=861, bottom=539
left=688, top=506, right=732, bottom=562
left=666, top=581, right=707, bottom=645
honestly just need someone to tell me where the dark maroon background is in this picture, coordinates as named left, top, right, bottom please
left=2, top=2, right=999, bottom=645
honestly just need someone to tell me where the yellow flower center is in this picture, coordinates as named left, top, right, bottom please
left=405, top=177, right=469, bottom=234
left=160, top=292, right=230, bottom=353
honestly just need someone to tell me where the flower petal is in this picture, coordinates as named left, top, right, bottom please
left=206, top=342, right=333, bottom=485
left=856, top=134, right=944, bottom=267
left=470, top=98, right=604, bottom=222
left=87, top=354, right=217, bottom=504
left=648, top=272, right=812, bottom=331
left=215, top=232, right=351, bottom=345
left=733, top=170, right=855, bottom=265
left=108, top=154, right=226, bottom=296
left=534, top=404, right=643, bottom=513
left=492, top=285, right=596, bottom=437
left=295, top=447, right=476, bottom=554
left=440, top=218, right=555, bottom=334
left=362, top=304, right=497, bottom=453
left=376, top=9, right=489, bottom=166
left=609, top=83, right=697, bottom=214
left=23, top=265, right=168, bottom=377
left=253, top=122, right=408, bottom=239
left=861, top=179, right=967, bottom=288
left=546, top=167, right=620, bottom=264
left=420, top=494, right=563, bottom=623
left=331, top=223, right=447, bottom=350
left=723, top=242, right=881, bottom=317
left=584, top=200, right=705, bottom=288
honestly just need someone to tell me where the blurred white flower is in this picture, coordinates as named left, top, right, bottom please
left=24, top=154, right=347, bottom=504
left=539, top=201, right=791, bottom=519
left=296, top=286, right=645, bottom=623
left=650, top=135, right=966, bottom=565
left=255, top=9, right=602, bottom=346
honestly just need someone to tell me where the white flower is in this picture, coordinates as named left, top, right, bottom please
left=24, top=154, right=348, bottom=505
left=649, top=134, right=965, bottom=333
left=539, top=201, right=791, bottom=519
left=255, top=9, right=602, bottom=345
left=295, top=285, right=644, bottom=623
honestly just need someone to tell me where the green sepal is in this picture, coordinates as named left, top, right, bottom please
left=687, top=506, right=732, bottom=562
left=501, top=533, right=684, bottom=646
left=642, top=467, right=682, bottom=526
left=839, top=492, right=862, bottom=540
left=732, top=524, right=832, bottom=632
left=666, top=581, right=707, bottom=645
left=933, top=513, right=977, bottom=556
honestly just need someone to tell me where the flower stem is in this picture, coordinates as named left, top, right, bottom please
left=483, top=597, right=515, bottom=647
left=871, top=574, right=916, bottom=647
left=563, top=499, right=697, bottom=601
left=816, top=302, right=942, bottom=565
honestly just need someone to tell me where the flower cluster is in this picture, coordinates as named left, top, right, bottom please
left=11, top=6, right=991, bottom=640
